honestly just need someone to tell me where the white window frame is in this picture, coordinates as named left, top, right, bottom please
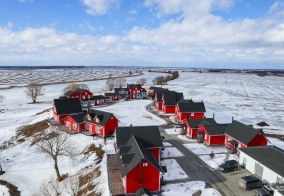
left=96, top=127, right=100, bottom=133
left=143, top=163, right=148, bottom=167
left=191, top=113, right=194, bottom=116
left=66, top=122, right=71, bottom=128
left=73, top=123, right=77, bottom=129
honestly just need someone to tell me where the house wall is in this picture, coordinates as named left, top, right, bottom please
left=207, top=135, right=225, bottom=146
left=125, top=160, right=160, bottom=194
left=163, top=105, right=175, bottom=114
left=156, top=102, right=162, bottom=110
left=182, top=112, right=204, bottom=120
left=80, top=90, right=93, bottom=100
left=129, top=86, right=142, bottom=99
left=247, top=134, right=268, bottom=147
left=225, top=135, right=245, bottom=149
left=104, top=115, right=119, bottom=136
left=239, top=152, right=284, bottom=184
left=68, top=92, right=80, bottom=99
left=149, top=148, right=160, bottom=162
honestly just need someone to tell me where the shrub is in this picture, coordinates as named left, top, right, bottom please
left=209, top=151, right=214, bottom=159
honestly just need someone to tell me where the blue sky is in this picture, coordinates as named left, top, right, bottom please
left=0, top=0, right=284, bottom=69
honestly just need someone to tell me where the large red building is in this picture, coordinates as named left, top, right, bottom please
left=63, top=88, right=93, bottom=100
left=175, top=99, right=206, bottom=121
left=225, top=120, right=268, bottom=152
left=182, top=118, right=216, bottom=138
left=52, top=98, right=82, bottom=124
left=115, top=126, right=165, bottom=195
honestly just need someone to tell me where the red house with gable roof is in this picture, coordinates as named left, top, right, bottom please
left=84, top=109, right=118, bottom=137
left=52, top=98, right=82, bottom=124
left=115, top=126, right=165, bottom=195
left=197, top=124, right=229, bottom=146
left=63, top=88, right=93, bottom=100
left=64, top=113, right=85, bottom=133
left=225, top=120, right=268, bottom=153
left=175, top=99, right=206, bottom=121
left=182, top=118, right=216, bottom=138
left=162, top=91, right=183, bottom=114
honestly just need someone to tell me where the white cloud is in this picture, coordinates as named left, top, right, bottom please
left=81, top=0, right=118, bottom=15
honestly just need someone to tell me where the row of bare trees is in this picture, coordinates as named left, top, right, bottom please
left=152, top=71, right=179, bottom=85
left=104, top=77, right=147, bottom=91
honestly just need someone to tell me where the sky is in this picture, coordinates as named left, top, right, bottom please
left=0, top=0, right=284, bottom=69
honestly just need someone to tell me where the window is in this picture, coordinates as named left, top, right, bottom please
left=88, top=95, right=91, bottom=99
left=82, top=95, right=85, bottom=99
left=73, top=123, right=77, bottom=129
left=66, top=122, right=70, bottom=128
left=143, top=163, right=148, bottom=167
left=191, top=113, right=194, bottom=116
left=96, top=127, right=100, bottom=133
left=85, top=92, right=87, bottom=95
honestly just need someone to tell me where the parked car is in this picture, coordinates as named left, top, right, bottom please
left=218, top=160, right=238, bottom=173
left=255, top=184, right=275, bottom=196
left=239, top=175, right=263, bottom=190
left=174, top=123, right=182, bottom=128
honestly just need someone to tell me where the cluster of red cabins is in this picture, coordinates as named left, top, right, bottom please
left=151, top=86, right=268, bottom=153
left=51, top=85, right=269, bottom=196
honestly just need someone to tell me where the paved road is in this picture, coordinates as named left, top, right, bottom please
left=148, top=104, right=254, bottom=196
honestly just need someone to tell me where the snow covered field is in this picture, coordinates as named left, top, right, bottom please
left=0, top=68, right=283, bottom=195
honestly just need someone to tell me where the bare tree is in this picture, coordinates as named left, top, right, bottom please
left=33, top=129, right=77, bottom=181
left=115, top=78, right=126, bottom=88
left=35, top=177, right=61, bottom=196
left=63, top=175, right=80, bottom=196
left=105, top=78, right=115, bottom=91
left=0, top=95, right=4, bottom=103
left=137, top=78, right=147, bottom=86
left=25, top=83, right=45, bottom=103
left=62, top=83, right=89, bottom=94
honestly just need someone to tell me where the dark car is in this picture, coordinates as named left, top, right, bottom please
left=255, top=184, right=275, bottom=196
left=218, top=160, right=238, bottom=173
left=239, top=175, right=263, bottom=190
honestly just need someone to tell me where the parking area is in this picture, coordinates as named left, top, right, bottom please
left=215, top=166, right=257, bottom=196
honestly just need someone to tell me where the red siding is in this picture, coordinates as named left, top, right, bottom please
left=65, top=116, right=84, bottom=133
left=156, top=102, right=162, bottom=110
left=247, top=134, right=268, bottom=147
left=125, top=160, right=160, bottom=194
left=149, top=148, right=160, bottom=162
left=129, top=85, right=142, bottom=99
left=163, top=105, right=175, bottom=114
left=104, top=115, right=119, bottom=136
left=207, top=135, right=225, bottom=146
left=80, top=90, right=93, bottom=100
left=68, top=92, right=80, bottom=99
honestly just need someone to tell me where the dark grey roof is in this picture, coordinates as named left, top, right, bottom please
left=63, top=90, right=74, bottom=96
left=116, top=126, right=163, bottom=148
left=120, top=146, right=132, bottom=154
left=118, top=135, right=163, bottom=177
left=114, top=88, right=128, bottom=93
left=104, top=92, right=119, bottom=96
left=69, top=113, right=85, bottom=123
left=203, top=124, right=229, bottom=135
left=186, top=118, right=216, bottom=128
left=155, top=91, right=164, bottom=102
left=142, top=88, right=147, bottom=92
left=85, top=109, right=113, bottom=126
left=75, top=88, right=88, bottom=94
left=225, top=120, right=262, bottom=145
left=178, top=100, right=206, bottom=112
left=238, top=146, right=284, bottom=178
left=136, top=187, right=152, bottom=196
left=163, top=91, right=184, bottom=106
left=53, top=98, right=82, bottom=115
left=81, top=95, right=105, bottom=102
left=149, top=86, right=168, bottom=91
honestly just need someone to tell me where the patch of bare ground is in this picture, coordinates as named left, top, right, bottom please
left=16, top=120, right=50, bottom=142
left=78, top=167, right=101, bottom=196
left=0, top=180, right=21, bottom=196
left=84, top=144, right=105, bottom=164
left=257, top=121, right=269, bottom=126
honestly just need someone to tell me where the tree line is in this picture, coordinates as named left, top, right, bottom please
left=152, top=71, right=179, bottom=85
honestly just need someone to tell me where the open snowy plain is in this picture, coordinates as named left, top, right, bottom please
left=0, top=68, right=283, bottom=195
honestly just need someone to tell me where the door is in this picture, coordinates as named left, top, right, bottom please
left=242, top=158, right=247, bottom=168
left=254, top=163, right=263, bottom=178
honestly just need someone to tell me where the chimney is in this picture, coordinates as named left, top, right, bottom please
left=213, top=113, right=215, bottom=119
left=232, top=117, right=234, bottom=123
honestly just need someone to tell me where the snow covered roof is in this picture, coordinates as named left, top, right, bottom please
left=239, top=145, right=284, bottom=177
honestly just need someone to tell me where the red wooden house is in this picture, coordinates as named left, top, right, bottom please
left=114, top=87, right=129, bottom=99
left=52, top=98, right=82, bottom=124
left=115, top=126, right=165, bottom=195
left=64, top=88, right=93, bottom=100
left=162, top=91, right=183, bottom=114
left=148, top=86, right=168, bottom=99
left=197, top=124, right=229, bottom=146
left=182, top=118, right=216, bottom=138
left=64, top=113, right=85, bottom=133
left=104, top=92, right=120, bottom=102
left=84, top=109, right=119, bottom=137
left=92, top=95, right=107, bottom=106
left=127, top=84, right=147, bottom=99
left=175, top=99, right=205, bottom=121
left=225, top=120, right=268, bottom=153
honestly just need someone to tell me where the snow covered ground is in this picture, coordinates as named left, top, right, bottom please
left=161, top=147, right=184, bottom=158
left=0, top=69, right=283, bottom=195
